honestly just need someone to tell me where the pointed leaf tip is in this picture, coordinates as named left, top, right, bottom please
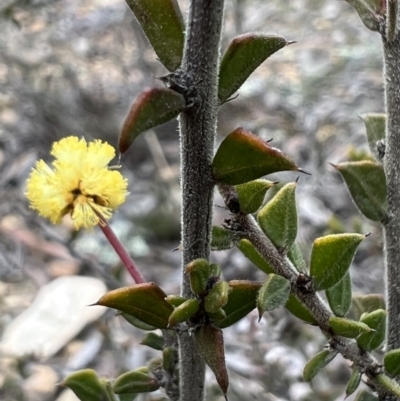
left=119, top=87, right=185, bottom=153
left=96, top=283, right=173, bottom=329
left=298, top=167, right=311, bottom=175
left=213, top=128, right=301, bottom=185
left=329, top=316, right=373, bottom=338
left=194, top=325, right=229, bottom=396
left=235, top=179, right=276, bottom=214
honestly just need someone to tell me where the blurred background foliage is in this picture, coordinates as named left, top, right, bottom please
left=0, top=0, right=386, bottom=400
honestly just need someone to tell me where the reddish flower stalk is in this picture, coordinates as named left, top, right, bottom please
left=97, top=214, right=146, bottom=284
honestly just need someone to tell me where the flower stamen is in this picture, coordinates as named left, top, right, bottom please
left=26, top=136, right=128, bottom=229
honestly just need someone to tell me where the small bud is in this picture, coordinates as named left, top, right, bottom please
left=186, top=258, right=210, bottom=295
left=168, top=298, right=200, bottom=327
left=204, top=281, right=230, bottom=314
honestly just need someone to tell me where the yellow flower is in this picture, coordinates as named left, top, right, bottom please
left=26, top=136, right=129, bottom=229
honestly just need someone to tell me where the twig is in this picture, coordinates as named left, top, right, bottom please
left=218, top=184, right=399, bottom=398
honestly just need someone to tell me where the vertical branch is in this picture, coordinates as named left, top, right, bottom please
left=178, top=1, right=225, bottom=400
left=387, top=0, right=398, bottom=42
left=383, top=29, right=400, bottom=353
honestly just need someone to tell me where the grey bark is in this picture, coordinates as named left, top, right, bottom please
left=177, top=1, right=225, bottom=401
left=383, top=27, right=400, bottom=355
left=382, top=11, right=400, bottom=401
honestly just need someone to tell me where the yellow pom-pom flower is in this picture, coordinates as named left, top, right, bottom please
left=26, top=136, right=129, bottom=229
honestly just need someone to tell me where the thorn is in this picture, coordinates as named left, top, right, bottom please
left=365, top=232, right=372, bottom=237
left=266, top=138, right=273, bottom=143
left=172, top=244, right=183, bottom=252
left=298, top=168, right=311, bottom=175
left=155, top=74, right=169, bottom=82
left=295, top=176, right=300, bottom=184
left=272, top=181, right=280, bottom=185
left=87, top=303, right=97, bottom=307
left=221, top=93, right=239, bottom=105
left=287, top=40, right=297, bottom=45
left=328, top=162, right=338, bottom=169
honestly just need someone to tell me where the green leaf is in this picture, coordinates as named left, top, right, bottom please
left=119, top=88, right=185, bottom=153
left=194, top=325, right=229, bottom=396
left=375, top=374, right=400, bottom=398
left=119, top=394, right=139, bottom=401
left=357, top=309, right=387, bottom=351
left=211, top=226, right=241, bottom=251
left=204, top=281, right=230, bottom=314
left=218, top=34, right=289, bottom=102
left=168, top=298, right=200, bottom=327
left=238, top=238, right=274, bottom=274
left=359, top=113, right=386, bottom=158
left=237, top=239, right=315, bottom=323
left=120, top=312, right=157, bottom=331
left=113, top=370, right=160, bottom=394
left=329, top=316, right=373, bottom=338
left=186, top=258, right=210, bottom=296
left=257, top=182, right=298, bottom=250
left=216, top=280, right=261, bottom=328
left=125, top=0, right=184, bottom=71
left=343, top=0, right=384, bottom=31
left=207, top=308, right=227, bottom=321
left=332, top=161, right=387, bottom=222
left=287, top=243, right=307, bottom=273
left=257, top=274, right=291, bottom=320
left=96, top=283, right=173, bottom=329
left=163, top=346, right=178, bottom=374
left=326, top=272, right=352, bottom=317
left=354, top=390, right=379, bottom=401
left=140, top=332, right=165, bottom=351
left=285, top=294, right=316, bottom=324
left=212, top=128, right=303, bottom=185
left=303, top=350, right=338, bottom=382
left=235, top=179, right=276, bottom=214
left=346, top=366, right=362, bottom=398
left=310, top=233, right=365, bottom=290
left=349, top=294, right=386, bottom=321
left=165, top=295, right=187, bottom=307
left=61, top=369, right=108, bottom=401
left=384, top=349, right=400, bottom=376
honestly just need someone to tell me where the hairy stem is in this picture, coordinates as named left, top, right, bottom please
left=178, top=1, right=225, bottom=400
left=383, top=31, right=400, bottom=354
